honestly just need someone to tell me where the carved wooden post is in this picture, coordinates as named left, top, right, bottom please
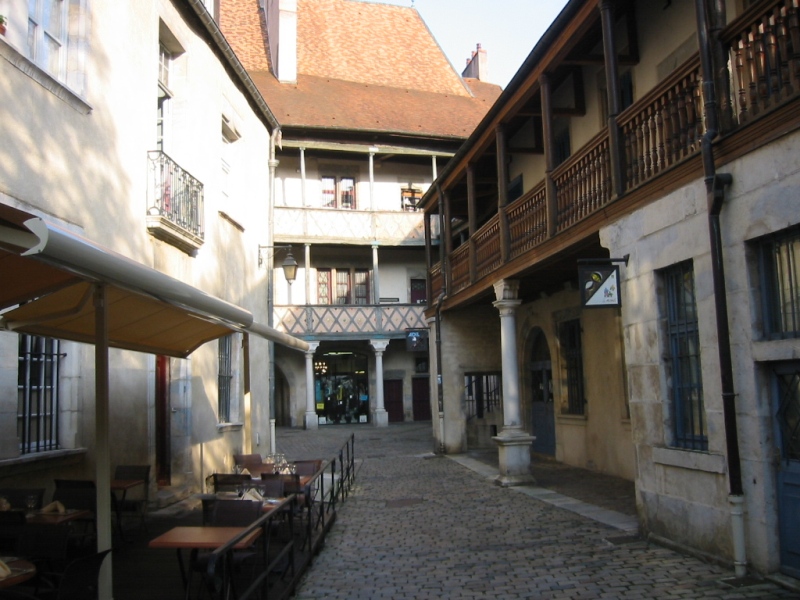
left=600, top=0, right=625, bottom=198
left=467, top=163, right=477, bottom=284
left=541, top=73, right=558, bottom=238
left=496, top=124, right=510, bottom=263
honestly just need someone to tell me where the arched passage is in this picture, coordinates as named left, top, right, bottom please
left=528, top=328, right=555, bottom=455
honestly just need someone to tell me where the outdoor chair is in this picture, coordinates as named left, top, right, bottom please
left=211, top=473, right=252, bottom=494
left=18, top=548, right=112, bottom=600
left=112, top=464, right=151, bottom=537
left=292, top=459, right=323, bottom=476
left=232, top=453, right=264, bottom=475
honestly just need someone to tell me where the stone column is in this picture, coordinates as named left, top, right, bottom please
left=492, top=279, right=535, bottom=487
left=304, top=342, right=320, bottom=429
left=370, top=339, right=390, bottom=427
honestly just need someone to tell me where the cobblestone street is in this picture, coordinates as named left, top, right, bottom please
left=276, top=422, right=800, bottom=600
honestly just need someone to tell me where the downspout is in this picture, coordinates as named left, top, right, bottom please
left=268, top=128, right=281, bottom=455
left=695, top=0, right=745, bottom=578
left=435, top=185, right=448, bottom=454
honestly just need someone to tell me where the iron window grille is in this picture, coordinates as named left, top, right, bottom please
left=558, top=319, right=586, bottom=415
left=18, top=335, right=60, bottom=454
left=663, top=260, right=707, bottom=450
left=464, top=372, right=502, bottom=420
left=218, top=335, right=233, bottom=423
left=760, top=227, right=800, bottom=339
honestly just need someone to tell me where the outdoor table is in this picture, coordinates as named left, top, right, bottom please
left=148, top=526, right=262, bottom=599
left=111, top=479, right=145, bottom=501
left=0, top=558, right=37, bottom=590
left=26, top=508, right=92, bottom=525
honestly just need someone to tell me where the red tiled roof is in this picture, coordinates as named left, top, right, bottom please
left=220, top=0, right=501, bottom=136
left=250, top=72, right=497, bottom=138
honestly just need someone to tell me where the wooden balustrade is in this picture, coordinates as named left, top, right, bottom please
left=450, top=244, right=470, bottom=294
left=506, top=182, right=547, bottom=259
left=619, top=57, right=703, bottom=193
left=474, top=217, right=501, bottom=280
left=723, top=0, right=800, bottom=124
left=552, top=131, right=612, bottom=231
left=430, top=262, right=442, bottom=299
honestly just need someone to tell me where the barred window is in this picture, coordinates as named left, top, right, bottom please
left=464, top=372, right=502, bottom=420
left=218, top=335, right=233, bottom=423
left=558, top=319, right=585, bottom=415
left=663, top=261, right=707, bottom=450
left=759, top=227, right=800, bottom=339
left=18, top=335, right=60, bottom=454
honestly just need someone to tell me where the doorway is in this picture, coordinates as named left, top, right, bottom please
left=315, top=351, right=369, bottom=424
left=155, top=355, right=171, bottom=486
left=385, top=379, right=404, bottom=422
left=529, top=329, right=555, bottom=456
left=412, top=377, right=431, bottom=421
left=774, top=362, right=800, bottom=578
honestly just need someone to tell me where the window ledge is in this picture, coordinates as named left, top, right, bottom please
left=653, top=446, right=726, bottom=473
left=557, top=413, right=587, bottom=424
left=0, top=448, right=87, bottom=474
left=0, top=39, right=91, bottom=114
left=217, top=422, right=243, bottom=433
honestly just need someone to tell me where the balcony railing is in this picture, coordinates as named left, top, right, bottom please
left=273, top=206, right=432, bottom=245
left=430, top=3, right=800, bottom=302
left=146, top=151, right=204, bottom=253
left=274, top=303, right=427, bottom=337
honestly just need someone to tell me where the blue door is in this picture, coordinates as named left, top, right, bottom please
left=531, top=362, right=555, bottom=455
left=775, top=363, right=800, bottom=578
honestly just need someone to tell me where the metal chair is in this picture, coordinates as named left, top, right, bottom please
left=232, top=453, right=264, bottom=474
left=211, top=473, right=252, bottom=493
left=112, top=465, right=151, bottom=536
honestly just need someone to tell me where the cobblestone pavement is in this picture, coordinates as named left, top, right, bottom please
left=277, top=422, right=800, bottom=600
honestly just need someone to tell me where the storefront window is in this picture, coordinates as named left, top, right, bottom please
left=314, top=351, right=369, bottom=425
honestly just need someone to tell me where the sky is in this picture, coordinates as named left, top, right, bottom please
left=363, top=0, right=570, bottom=88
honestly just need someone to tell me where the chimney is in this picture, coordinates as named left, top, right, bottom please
left=266, top=0, right=298, bottom=83
left=461, top=43, right=488, bottom=82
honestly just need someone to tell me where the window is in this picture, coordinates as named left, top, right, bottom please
left=320, top=176, right=357, bottom=209
left=18, top=335, right=60, bottom=454
left=410, top=278, right=427, bottom=305
left=663, top=261, right=707, bottom=450
left=759, top=227, right=800, bottom=339
left=218, top=335, right=233, bottom=423
left=553, top=122, right=571, bottom=167
left=558, top=319, right=585, bottom=415
left=354, top=269, right=370, bottom=304
left=335, top=270, right=351, bottom=304
left=464, top=372, right=502, bottom=419
left=27, top=0, right=67, bottom=79
left=157, top=43, right=173, bottom=153
left=401, top=187, right=423, bottom=212
left=317, top=268, right=372, bottom=304
left=317, top=268, right=332, bottom=304
left=773, top=362, right=800, bottom=462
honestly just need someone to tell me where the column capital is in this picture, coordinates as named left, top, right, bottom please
left=493, top=279, right=520, bottom=302
left=304, top=341, right=320, bottom=356
left=370, top=339, right=390, bottom=353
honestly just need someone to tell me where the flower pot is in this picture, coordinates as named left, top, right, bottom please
left=0, top=24, right=6, bottom=36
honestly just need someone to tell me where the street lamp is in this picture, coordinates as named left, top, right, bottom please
left=258, top=245, right=298, bottom=284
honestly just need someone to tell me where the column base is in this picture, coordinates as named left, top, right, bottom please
left=304, top=412, right=319, bottom=430
left=372, top=408, right=389, bottom=427
left=492, top=430, right=535, bottom=487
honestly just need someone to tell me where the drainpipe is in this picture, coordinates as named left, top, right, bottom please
left=695, top=0, right=745, bottom=578
left=268, top=128, right=281, bottom=455
left=435, top=184, right=447, bottom=454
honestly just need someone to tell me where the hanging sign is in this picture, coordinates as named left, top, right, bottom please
left=579, top=265, right=621, bottom=308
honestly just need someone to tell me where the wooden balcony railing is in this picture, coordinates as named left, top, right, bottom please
left=274, top=303, right=426, bottom=337
left=723, top=0, right=800, bottom=125
left=146, top=151, right=204, bottom=253
left=429, top=2, right=800, bottom=302
left=507, top=181, right=547, bottom=259
left=619, top=56, right=704, bottom=192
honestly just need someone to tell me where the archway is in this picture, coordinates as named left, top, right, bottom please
left=529, top=328, right=555, bottom=455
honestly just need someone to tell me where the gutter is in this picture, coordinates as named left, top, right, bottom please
left=695, top=0, right=745, bottom=578
left=185, top=0, right=281, bottom=131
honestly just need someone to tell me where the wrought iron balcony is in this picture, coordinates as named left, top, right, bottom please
left=146, top=151, right=204, bottom=253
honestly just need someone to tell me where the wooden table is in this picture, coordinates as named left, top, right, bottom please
left=111, top=478, right=145, bottom=500
left=26, top=508, right=92, bottom=525
left=149, top=526, right=263, bottom=599
left=0, top=558, right=36, bottom=590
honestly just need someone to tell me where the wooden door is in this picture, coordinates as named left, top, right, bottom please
left=155, top=355, right=171, bottom=486
left=412, top=377, right=432, bottom=421
left=384, top=379, right=404, bottom=423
